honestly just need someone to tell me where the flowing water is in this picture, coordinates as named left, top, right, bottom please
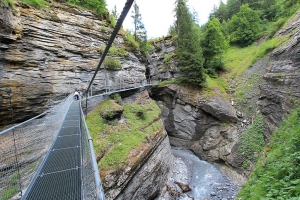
left=160, top=148, right=241, bottom=200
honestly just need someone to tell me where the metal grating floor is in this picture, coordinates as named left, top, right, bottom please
left=23, top=101, right=82, bottom=200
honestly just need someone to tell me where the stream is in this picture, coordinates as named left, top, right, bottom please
left=159, top=148, right=241, bottom=200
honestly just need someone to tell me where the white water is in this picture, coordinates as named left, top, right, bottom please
left=162, top=148, right=240, bottom=200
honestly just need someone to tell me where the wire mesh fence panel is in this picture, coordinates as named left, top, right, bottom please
left=80, top=103, right=105, bottom=200
left=0, top=95, right=73, bottom=200
left=80, top=122, right=97, bottom=199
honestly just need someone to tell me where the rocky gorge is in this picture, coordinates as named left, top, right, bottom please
left=1, top=1, right=300, bottom=199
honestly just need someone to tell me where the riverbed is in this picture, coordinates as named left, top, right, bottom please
left=159, top=148, right=241, bottom=200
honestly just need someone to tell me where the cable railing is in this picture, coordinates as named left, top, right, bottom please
left=80, top=100, right=105, bottom=200
left=85, top=76, right=159, bottom=99
left=0, top=94, right=107, bottom=199
left=0, top=74, right=168, bottom=200
left=0, top=95, right=73, bottom=200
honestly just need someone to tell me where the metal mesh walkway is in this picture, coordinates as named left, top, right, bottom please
left=22, top=101, right=82, bottom=200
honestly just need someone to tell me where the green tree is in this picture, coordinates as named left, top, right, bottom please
left=229, top=4, right=261, bottom=45
left=175, top=0, right=205, bottom=86
left=202, top=18, right=228, bottom=76
left=131, top=2, right=147, bottom=42
left=215, top=1, right=228, bottom=22
left=112, top=5, right=119, bottom=20
left=261, top=0, right=277, bottom=21
left=192, top=7, right=199, bottom=24
left=226, top=0, right=241, bottom=19
left=168, top=23, right=177, bottom=35
left=243, top=0, right=263, bottom=10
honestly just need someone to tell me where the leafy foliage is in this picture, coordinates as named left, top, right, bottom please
left=202, top=18, right=228, bottom=76
left=111, top=93, right=122, bottom=104
left=131, top=2, right=147, bottom=42
left=111, top=5, right=119, bottom=20
left=0, top=187, right=18, bottom=200
left=109, top=14, right=116, bottom=28
left=0, top=173, right=20, bottom=200
left=175, top=0, right=205, bottom=87
left=129, top=2, right=153, bottom=56
left=18, top=0, right=48, bottom=8
left=237, top=107, right=300, bottom=199
left=65, top=0, right=108, bottom=16
left=163, top=53, right=176, bottom=63
left=229, top=4, right=261, bottom=45
left=201, top=76, right=229, bottom=98
left=224, top=35, right=290, bottom=78
left=237, top=114, right=265, bottom=162
left=1, top=0, right=14, bottom=7
left=104, top=57, right=121, bottom=70
left=124, top=31, right=139, bottom=48
left=86, top=99, right=162, bottom=170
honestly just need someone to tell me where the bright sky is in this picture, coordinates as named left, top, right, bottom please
left=106, top=0, right=226, bottom=39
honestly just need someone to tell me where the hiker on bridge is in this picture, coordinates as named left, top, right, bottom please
left=74, top=90, right=80, bottom=101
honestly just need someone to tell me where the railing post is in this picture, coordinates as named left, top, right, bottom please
left=91, top=84, right=93, bottom=97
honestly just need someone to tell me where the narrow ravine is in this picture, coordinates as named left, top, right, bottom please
left=160, top=148, right=241, bottom=200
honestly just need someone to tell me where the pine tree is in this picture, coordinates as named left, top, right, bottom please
left=202, top=18, right=228, bottom=76
left=131, top=2, right=147, bottom=42
left=216, top=1, right=228, bottom=21
left=112, top=5, right=119, bottom=20
left=192, top=7, right=199, bottom=24
left=226, top=0, right=241, bottom=19
left=175, top=0, right=205, bottom=86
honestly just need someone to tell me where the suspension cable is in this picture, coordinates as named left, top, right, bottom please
left=85, top=0, right=134, bottom=94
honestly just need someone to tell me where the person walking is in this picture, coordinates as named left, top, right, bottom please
left=74, top=90, right=80, bottom=101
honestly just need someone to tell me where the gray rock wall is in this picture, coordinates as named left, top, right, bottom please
left=258, top=11, right=300, bottom=139
left=149, top=84, right=243, bottom=172
left=0, top=3, right=147, bottom=126
left=115, top=136, right=174, bottom=200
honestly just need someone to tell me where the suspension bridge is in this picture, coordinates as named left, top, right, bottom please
left=0, top=75, right=158, bottom=199
left=0, top=0, right=148, bottom=199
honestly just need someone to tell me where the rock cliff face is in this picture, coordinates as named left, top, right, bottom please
left=0, top=2, right=147, bottom=126
left=149, top=84, right=244, bottom=178
left=89, top=91, right=174, bottom=200
left=114, top=137, right=173, bottom=200
left=147, top=36, right=179, bottom=81
left=258, top=11, right=300, bottom=139
left=148, top=11, right=300, bottom=179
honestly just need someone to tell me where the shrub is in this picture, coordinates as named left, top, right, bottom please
left=237, top=114, right=265, bottom=161
left=140, top=41, right=154, bottom=56
left=134, top=106, right=146, bottom=119
left=237, top=107, right=300, bottom=199
left=124, top=32, right=139, bottom=50
left=20, top=0, right=48, bottom=8
left=104, top=57, right=121, bottom=70
left=163, top=53, right=175, bottom=63
left=97, top=100, right=123, bottom=120
left=111, top=93, right=122, bottom=104
left=1, top=0, right=14, bottom=7
left=65, top=0, right=108, bottom=16
left=109, top=46, right=127, bottom=57
left=86, top=99, right=162, bottom=170
left=1, top=187, right=18, bottom=200
left=109, top=14, right=116, bottom=28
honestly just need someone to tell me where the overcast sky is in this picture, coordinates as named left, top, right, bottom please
left=106, top=0, right=227, bottom=38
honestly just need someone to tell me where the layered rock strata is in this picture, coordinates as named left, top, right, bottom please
left=0, top=2, right=146, bottom=126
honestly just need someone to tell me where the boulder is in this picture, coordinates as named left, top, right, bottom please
left=199, top=95, right=238, bottom=123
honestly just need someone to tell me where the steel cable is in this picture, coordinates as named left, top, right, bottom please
left=85, top=0, right=134, bottom=94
